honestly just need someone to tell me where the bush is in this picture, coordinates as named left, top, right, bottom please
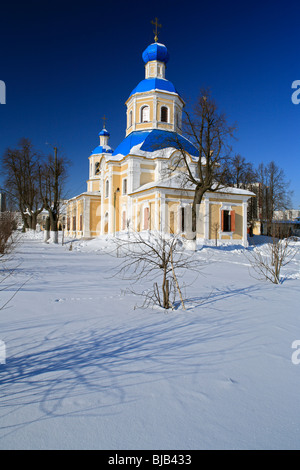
left=0, top=212, right=17, bottom=255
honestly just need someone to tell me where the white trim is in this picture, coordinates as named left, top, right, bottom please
left=242, top=201, right=248, bottom=247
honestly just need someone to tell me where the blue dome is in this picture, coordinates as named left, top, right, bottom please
left=129, top=78, right=177, bottom=99
left=112, top=130, right=198, bottom=158
left=98, top=128, right=110, bottom=137
left=142, top=43, right=169, bottom=64
left=91, top=145, right=113, bottom=155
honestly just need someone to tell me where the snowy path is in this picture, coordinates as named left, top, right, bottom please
left=0, top=236, right=300, bottom=449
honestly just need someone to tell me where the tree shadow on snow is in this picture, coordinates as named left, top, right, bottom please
left=0, top=306, right=255, bottom=438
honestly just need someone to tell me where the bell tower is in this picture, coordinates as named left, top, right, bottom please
left=124, top=20, right=184, bottom=137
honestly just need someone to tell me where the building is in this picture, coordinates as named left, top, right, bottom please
left=65, top=36, right=254, bottom=246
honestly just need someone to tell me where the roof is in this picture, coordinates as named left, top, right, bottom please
left=128, top=77, right=178, bottom=100
left=111, top=129, right=198, bottom=160
left=98, top=128, right=110, bottom=137
left=142, top=42, right=170, bottom=64
left=129, top=174, right=256, bottom=197
left=90, top=145, right=113, bottom=155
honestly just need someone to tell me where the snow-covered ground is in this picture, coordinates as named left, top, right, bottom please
left=0, top=232, right=299, bottom=450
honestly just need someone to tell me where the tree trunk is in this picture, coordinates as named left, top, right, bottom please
left=191, top=187, right=205, bottom=241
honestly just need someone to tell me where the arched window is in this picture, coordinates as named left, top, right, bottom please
left=128, top=110, right=133, bottom=128
left=122, top=178, right=127, bottom=195
left=122, top=210, right=127, bottom=231
left=161, top=106, right=168, bottom=123
left=95, top=162, right=100, bottom=175
left=181, top=207, right=185, bottom=232
left=105, top=179, right=109, bottom=198
left=144, top=207, right=150, bottom=230
left=141, top=105, right=150, bottom=123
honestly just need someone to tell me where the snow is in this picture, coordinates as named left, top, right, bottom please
left=130, top=174, right=255, bottom=198
left=0, top=232, right=299, bottom=449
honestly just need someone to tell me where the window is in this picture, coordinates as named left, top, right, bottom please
left=67, top=217, right=70, bottom=231
left=79, top=214, right=83, bottom=232
left=141, top=105, right=150, bottom=123
left=181, top=207, right=185, bottom=232
left=105, top=179, right=109, bottom=198
left=160, top=106, right=168, bottom=123
left=122, top=178, right=127, bottom=195
left=221, top=210, right=236, bottom=232
left=122, top=211, right=127, bottom=231
left=144, top=207, right=150, bottom=230
left=128, top=110, right=133, bottom=127
left=95, top=162, right=100, bottom=175
left=72, top=216, right=76, bottom=231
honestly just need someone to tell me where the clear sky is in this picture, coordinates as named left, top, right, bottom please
left=0, top=0, right=299, bottom=208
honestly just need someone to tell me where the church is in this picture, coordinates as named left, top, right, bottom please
left=65, top=29, right=253, bottom=246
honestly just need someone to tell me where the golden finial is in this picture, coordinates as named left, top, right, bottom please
left=102, top=115, right=107, bottom=129
left=151, top=17, right=162, bottom=43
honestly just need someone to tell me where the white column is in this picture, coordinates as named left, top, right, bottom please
left=133, top=97, right=137, bottom=131
left=155, top=192, right=159, bottom=231
left=153, top=96, right=157, bottom=128
left=204, top=198, right=210, bottom=241
left=160, top=193, right=167, bottom=233
left=83, top=197, right=91, bottom=238
left=108, top=170, right=113, bottom=234
left=100, top=177, right=104, bottom=235
left=242, top=201, right=248, bottom=247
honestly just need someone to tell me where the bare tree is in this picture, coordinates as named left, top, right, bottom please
left=246, top=236, right=298, bottom=284
left=256, top=161, right=292, bottom=234
left=111, top=231, right=203, bottom=310
left=39, top=146, right=69, bottom=243
left=212, top=221, right=220, bottom=247
left=1, top=139, right=44, bottom=230
left=164, top=89, right=236, bottom=241
left=0, top=213, right=24, bottom=312
left=225, top=154, right=256, bottom=189
left=0, top=212, right=17, bottom=255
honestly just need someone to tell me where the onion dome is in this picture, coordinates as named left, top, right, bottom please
left=142, top=43, right=169, bottom=64
left=98, top=128, right=110, bottom=137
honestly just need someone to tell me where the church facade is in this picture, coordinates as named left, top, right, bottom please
left=65, top=39, right=253, bottom=246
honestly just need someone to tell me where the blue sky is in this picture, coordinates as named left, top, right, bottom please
left=0, top=0, right=299, bottom=207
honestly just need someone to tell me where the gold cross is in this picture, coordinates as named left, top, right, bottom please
left=102, top=115, right=107, bottom=129
left=151, top=17, right=162, bottom=43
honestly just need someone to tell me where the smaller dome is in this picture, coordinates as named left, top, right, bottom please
left=91, top=145, right=113, bottom=155
left=98, top=128, right=110, bottom=137
left=142, top=43, right=169, bottom=64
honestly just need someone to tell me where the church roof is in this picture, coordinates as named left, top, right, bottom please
left=129, top=78, right=178, bottom=99
left=90, top=145, right=113, bottom=155
left=111, top=129, right=198, bottom=159
left=98, top=128, right=110, bottom=137
left=142, top=42, right=170, bottom=64
left=129, top=174, right=256, bottom=197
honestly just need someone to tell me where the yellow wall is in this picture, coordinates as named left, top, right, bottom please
left=140, top=171, right=155, bottom=186
left=90, top=200, right=101, bottom=234
left=232, top=205, right=243, bottom=239
left=209, top=204, right=221, bottom=239
left=209, top=203, right=243, bottom=240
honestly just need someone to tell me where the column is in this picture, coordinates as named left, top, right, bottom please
left=242, top=201, right=248, bottom=247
